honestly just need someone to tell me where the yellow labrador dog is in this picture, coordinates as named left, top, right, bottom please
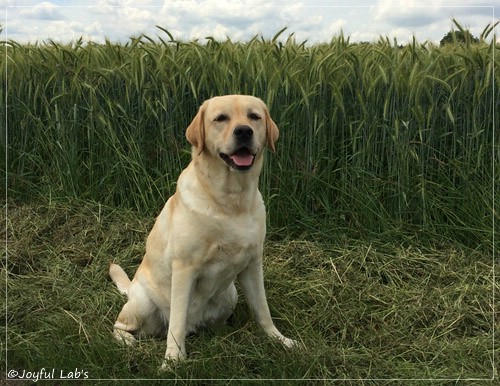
left=109, top=95, right=296, bottom=364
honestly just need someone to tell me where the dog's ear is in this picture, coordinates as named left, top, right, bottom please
left=186, top=102, right=206, bottom=154
left=265, top=111, right=279, bottom=152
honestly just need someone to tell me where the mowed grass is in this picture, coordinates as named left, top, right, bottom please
left=3, top=200, right=495, bottom=383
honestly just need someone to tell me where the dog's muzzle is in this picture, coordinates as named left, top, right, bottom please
left=219, top=125, right=256, bottom=172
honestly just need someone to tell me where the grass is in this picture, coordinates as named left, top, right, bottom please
left=2, top=23, right=498, bottom=246
left=3, top=200, right=496, bottom=383
left=2, top=23, right=498, bottom=383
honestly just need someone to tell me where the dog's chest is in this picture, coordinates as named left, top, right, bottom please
left=199, top=213, right=263, bottom=280
left=211, top=213, right=262, bottom=261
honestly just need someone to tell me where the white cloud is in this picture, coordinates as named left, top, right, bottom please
left=350, top=30, right=379, bottom=43
left=318, top=18, right=347, bottom=40
left=374, top=0, right=444, bottom=26
left=2, top=1, right=499, bottom=44
left=82, top=1, right=157, bottom=41
left=189, top=23, right=232, bottom=41
left=29, top=19, right=103, bottom=43
left=19, top=1, right=64, bottom=20
left=4, top=2, right=108, bottom=43
left=370, top=0, right=497, bottom=43
left=156, top=2, right=354, bottom=44
left=95, top=1, right=154, bottom=25
left=158, top=0, right=279, bottom=41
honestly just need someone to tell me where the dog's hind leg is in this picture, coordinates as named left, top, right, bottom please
left=113, top=281, right=165, bottom=343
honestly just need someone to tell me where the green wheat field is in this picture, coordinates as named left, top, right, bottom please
left=2, top=24, right=499, bottom=384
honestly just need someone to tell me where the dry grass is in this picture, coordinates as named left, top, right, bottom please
left=2, top=200, right=496, bottom=384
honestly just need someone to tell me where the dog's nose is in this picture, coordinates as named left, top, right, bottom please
left=234, top=125, right=253, bottom=139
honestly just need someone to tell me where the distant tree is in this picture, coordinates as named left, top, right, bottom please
left=440, top=30, right=479, bottom=46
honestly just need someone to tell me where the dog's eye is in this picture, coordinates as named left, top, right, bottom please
left=214, top=114, right=228, bottom=122
left=248, top=112, right=261, bottom=121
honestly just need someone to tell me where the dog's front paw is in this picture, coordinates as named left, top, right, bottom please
left=160, top=348, right=186, bottom=371
left=280, top=336, right=299, bottom=348
left=274, top=334, right=301, bottom=349
left=160, top=355, right=186, bottom=372
left=266, top=328, right=300, bottom=349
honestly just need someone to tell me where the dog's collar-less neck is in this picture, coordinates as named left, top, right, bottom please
left=190, top=155, right=262, bottom=212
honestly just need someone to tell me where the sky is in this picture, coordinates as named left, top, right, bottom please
left=1, top=1, right=498, bottom=45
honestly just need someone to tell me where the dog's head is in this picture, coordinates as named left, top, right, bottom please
left=186, top=95, right=279, bottom=172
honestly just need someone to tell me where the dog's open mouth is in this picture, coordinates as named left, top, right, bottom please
left=219, top=147, right=256, bottom=171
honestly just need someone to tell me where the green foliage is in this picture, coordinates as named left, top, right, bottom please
left=440, top=30, right=479, bottom=46
left=2, top=25, right=498, bottom=246
left=439, top=19, right=496, bottom=47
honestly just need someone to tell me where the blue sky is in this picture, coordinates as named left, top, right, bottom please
left=2, top=1, right=498, bottom=45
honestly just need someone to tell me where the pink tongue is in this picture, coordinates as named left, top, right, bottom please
left=230, top=154, right=254, bottom=166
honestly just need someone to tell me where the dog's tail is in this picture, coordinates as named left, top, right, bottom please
left=109, top=263, right=131, bottom=296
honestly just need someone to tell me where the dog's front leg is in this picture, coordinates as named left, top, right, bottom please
left=163, top=261, right=196, bottom=363
left=237, top=258, right=297, bottom=348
